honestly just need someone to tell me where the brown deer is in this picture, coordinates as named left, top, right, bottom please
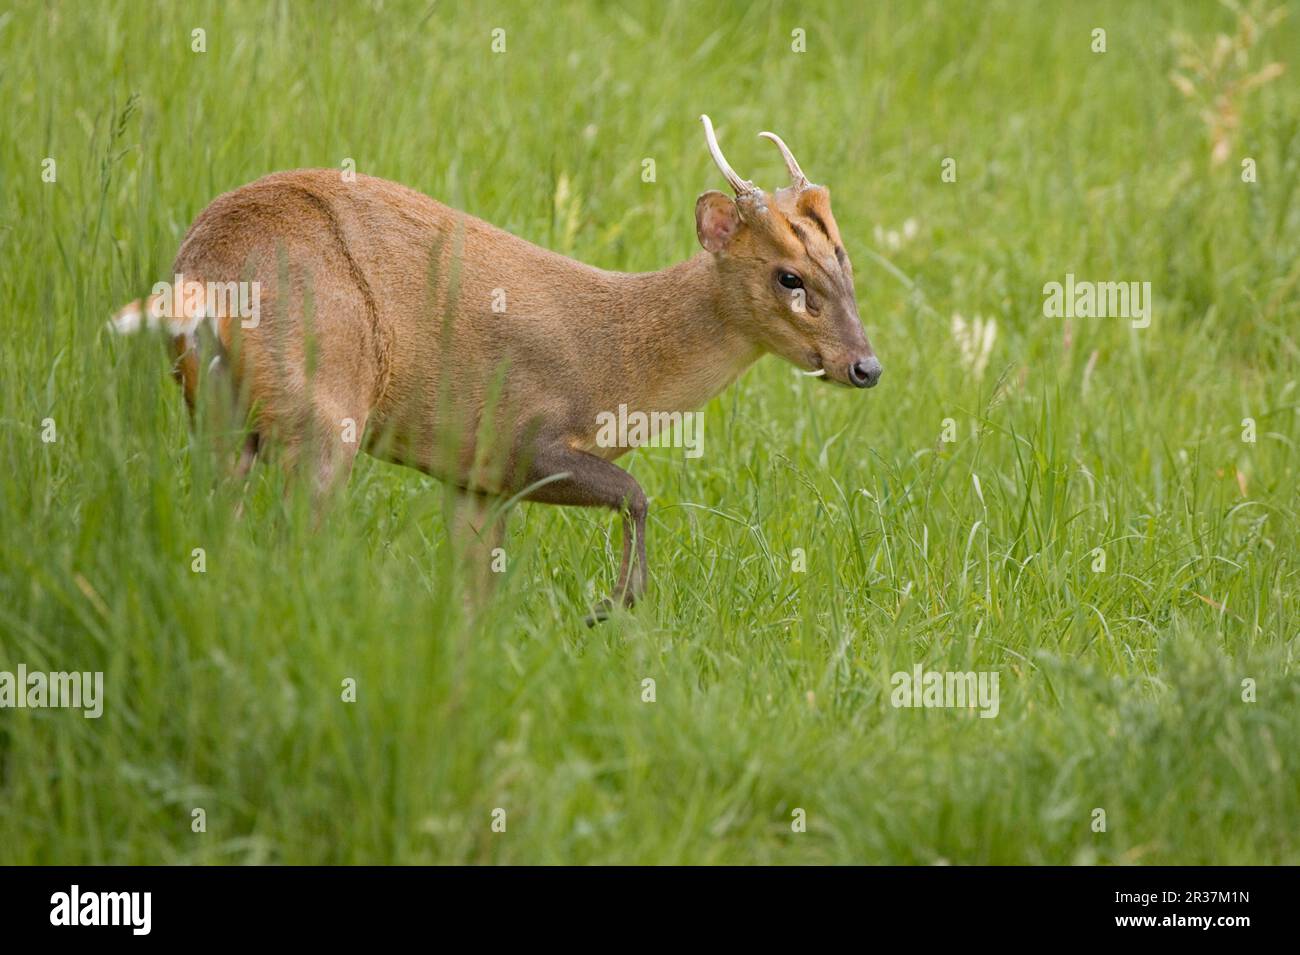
left=111, top=115, right=882, bottom=621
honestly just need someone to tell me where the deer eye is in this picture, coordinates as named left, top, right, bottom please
left=777, top=271, right=803, bottom=290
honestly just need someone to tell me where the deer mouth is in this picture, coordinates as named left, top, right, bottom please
left=801, top=352, right=828, bottom=379
left=801, top=352, right=848, bottom=387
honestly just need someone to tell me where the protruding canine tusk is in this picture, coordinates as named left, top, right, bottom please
left=700, top=114, right=755, bottom=196
left=801, top=368, right=827, bottom=377
left=758, top=130, right=809, bottom=189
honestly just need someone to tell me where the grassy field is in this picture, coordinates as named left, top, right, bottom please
left=1, top=0, right=1298, bottom=864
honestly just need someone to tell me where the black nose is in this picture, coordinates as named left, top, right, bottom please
left=848, top=356, right=882, bottom=388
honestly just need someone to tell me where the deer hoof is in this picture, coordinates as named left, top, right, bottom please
left=584, top=590, right=641, bottom=627
left=584, top=598, right=616, bottom=627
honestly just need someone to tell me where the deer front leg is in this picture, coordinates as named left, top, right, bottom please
left=448, top=488, right=506, bottom=611
left=521, top=444, right=648, bottom=625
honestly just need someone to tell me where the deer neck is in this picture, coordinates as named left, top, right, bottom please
left=600, top=253, right=762, bottom=414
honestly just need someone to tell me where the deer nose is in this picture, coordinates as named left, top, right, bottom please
left=848, top=356, right=882, bottom=389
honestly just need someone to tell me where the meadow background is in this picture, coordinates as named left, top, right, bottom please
left=1, top=0, right=1298, bottom=864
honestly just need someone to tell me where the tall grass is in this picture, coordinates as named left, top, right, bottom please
left=0, top=0, right=1297, bottom=863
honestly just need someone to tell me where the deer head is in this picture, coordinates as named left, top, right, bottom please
left=695, top=114, right=882, bottom=389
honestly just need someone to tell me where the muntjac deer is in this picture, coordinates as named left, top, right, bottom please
left=111, top=115, right=882, bottom=622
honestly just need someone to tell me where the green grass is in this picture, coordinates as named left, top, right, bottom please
left=1, top=0, right=1298, bottom=864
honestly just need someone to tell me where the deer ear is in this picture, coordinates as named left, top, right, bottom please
left=695, top=190, right=742, bottom=253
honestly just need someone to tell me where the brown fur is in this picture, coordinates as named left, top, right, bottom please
left=115, top=126, right=880, bottom=619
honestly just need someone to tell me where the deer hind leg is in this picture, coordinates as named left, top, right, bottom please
left=233, top=432, right=260, bottom=480
left=274, top=399, right=368, bottom=513
left=166, top=327, right=263, bottom=516
left=308, top=402, right=367, bottom=502
left=197, top=335, right=265, bottom=484
left=229, top=431, right=261, bottom=522
left=169, top=333, right=201, bottom=421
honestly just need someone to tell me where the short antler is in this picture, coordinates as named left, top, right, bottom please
left=758, top=130, right=809, bottom=189
left=700, top=114, right=755, bottom=196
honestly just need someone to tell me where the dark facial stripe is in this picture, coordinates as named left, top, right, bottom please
left=805, top=208, right=832, bottom=239
left=783, top=213, right=853, bottom=298
left=808, top=247, right=848, bottom=295
left=787, top=219, right=811, bottom=246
